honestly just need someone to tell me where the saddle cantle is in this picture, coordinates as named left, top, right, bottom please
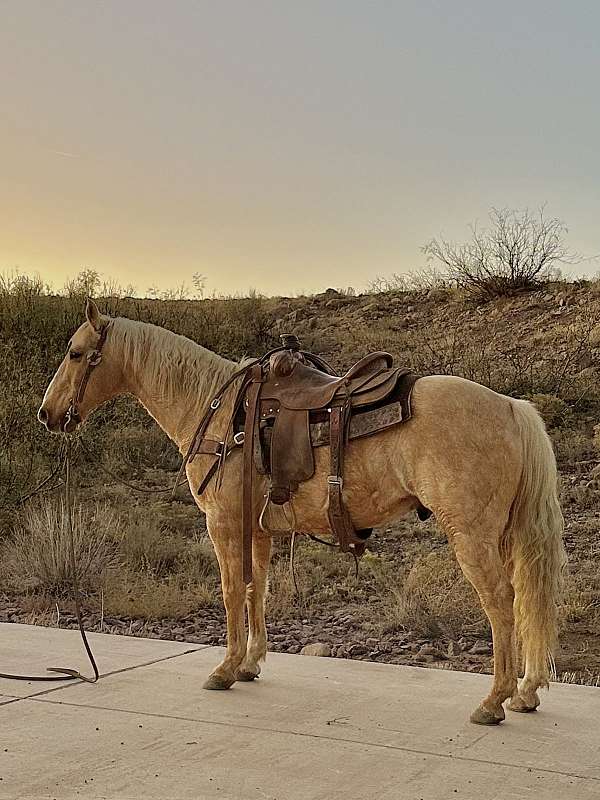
left=186, top=334, right=419, bottom=583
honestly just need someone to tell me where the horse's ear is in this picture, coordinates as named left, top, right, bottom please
left=85, top=298, right=103, bottom=332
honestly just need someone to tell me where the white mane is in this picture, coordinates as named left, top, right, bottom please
left=108, top=316, right=238, bottom=414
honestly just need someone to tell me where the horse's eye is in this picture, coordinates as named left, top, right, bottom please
left=69, top=350, right=83, bottom=360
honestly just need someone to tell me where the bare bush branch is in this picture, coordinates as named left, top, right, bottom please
left=423, top=207, right=583, bottom=300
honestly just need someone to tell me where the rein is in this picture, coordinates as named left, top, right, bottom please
left=0, top=439, right=99, bottom=683
left=0, top=326, right=112, bottom=683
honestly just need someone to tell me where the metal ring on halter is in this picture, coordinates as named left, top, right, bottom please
left=210, top=398, right=221, bottom=410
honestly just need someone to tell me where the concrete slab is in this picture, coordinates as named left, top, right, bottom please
left=0, top=624, right=599, bottom=800
left=1, top=700, right=596, bottom=800
left=42, top=646, right=600, bottom=781
left=0, top=695, right=17, bottom=706
left=0, top=622, right=205, bottom=698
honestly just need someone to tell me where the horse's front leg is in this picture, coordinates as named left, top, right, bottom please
left=236, top=532, right=272, bottom=682
left=203, top=520, right=247, bottom=690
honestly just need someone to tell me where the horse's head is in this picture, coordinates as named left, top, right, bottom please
left=38, top=299, right=121, bottom=433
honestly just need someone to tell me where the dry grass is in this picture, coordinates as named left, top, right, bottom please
left=102, top=572, right=213, bottom=619
left=0, top=492, right=220, bottom=620
left=1, top=499, right=118, bottom=594
left=101, top=506, right=218, bottom=620
left=365, top=549, right=488, bottom=638
left=527, top=394, right=573, bottom=429
left=267, top=539, right=360, bottom=619
left=560, top=544, right=600, bottom=628
left=558, top=671, right=600, bottom=687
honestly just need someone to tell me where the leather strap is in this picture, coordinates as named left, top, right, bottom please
left=242, top=365, right=264, bottom=584
left=327, top=404, right=362, bottom=554
left=65, top=324, right=109, bottom=429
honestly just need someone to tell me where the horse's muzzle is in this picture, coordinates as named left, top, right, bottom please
left=37, top=405, right=78, bottom=433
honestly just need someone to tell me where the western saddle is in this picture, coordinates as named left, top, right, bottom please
left=185, top=335, right=418, bottom=583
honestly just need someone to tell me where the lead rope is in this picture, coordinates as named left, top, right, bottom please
left=0, top=439, right=99, bottom=683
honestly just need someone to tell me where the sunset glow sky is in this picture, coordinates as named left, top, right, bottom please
left=2, top=1, right=599, bottom=296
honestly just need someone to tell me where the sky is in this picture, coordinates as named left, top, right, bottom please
left=1, top=1, right=599, bottom=297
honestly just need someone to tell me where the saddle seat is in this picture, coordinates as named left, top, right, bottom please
left=259, top=351, right=398, bottom=412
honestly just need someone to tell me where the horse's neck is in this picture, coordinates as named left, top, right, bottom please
left=117, top=320, right=237, bottom=454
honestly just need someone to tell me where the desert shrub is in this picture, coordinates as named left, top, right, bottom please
left=103, top=425, right=180, bottom=473
left=552, top=430, right=596, bottom=468
left=368, top=268, right=451, bottom=294
left=424, top=207, right=577, bottom=300
left=375, top=550, right=487, bottom=638
left=527, top=394, right=573, bottom=429
left=267, top=539, right=360, bottom=618
left=1, top=498, right=118, bottom=595
left=115, top=505, right=217, bottom=581
left=102, top=572, right=213, bottom=619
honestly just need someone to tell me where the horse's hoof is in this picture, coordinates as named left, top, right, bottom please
left=203, top=674, right=235, bottom=690
left=508, top=693, right=540, bottom=713
left=470, top=704, right=505, bottom=726
left=236, top=669, right=259, bottom=682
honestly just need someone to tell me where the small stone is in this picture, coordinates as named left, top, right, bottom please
left=447, top=641, right=461, bottom=657
left=348, top=644, right=368, bottom=657
left=300, top=643, right=332, bottom=657
left=469, top=641, right=492, bottom=655
left=419, top=644, right=448, bottom=660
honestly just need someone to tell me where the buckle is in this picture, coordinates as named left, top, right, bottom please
left=233, top=431, right=245, bottom=446
left=87, top=351, right=102, bottom=366
left=210, top=398, right=221, bottom=410
left=327, top=475, right=343, bottom=487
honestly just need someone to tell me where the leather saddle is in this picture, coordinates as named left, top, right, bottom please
left=187, top=334, right=419, bottom=584
left=255, top=348, right=412, bottom=504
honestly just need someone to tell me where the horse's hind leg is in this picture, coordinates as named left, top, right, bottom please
left=450, top=530, right=518, bottom=725
left=237, top=534, right=271, bottom=682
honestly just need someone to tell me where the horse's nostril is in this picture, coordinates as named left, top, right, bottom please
left=38, top=407, right=48, bottom=424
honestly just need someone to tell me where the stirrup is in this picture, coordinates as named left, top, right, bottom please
left=258, top=492, right=297, bottom=536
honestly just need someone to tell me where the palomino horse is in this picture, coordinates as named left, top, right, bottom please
left=39, top=300, right=565, bottom=725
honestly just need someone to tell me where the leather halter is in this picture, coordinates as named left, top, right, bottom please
left=64, top=324, right=109, bottom=432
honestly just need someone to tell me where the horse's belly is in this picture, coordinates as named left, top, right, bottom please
left=290, top=427, right=415, bottom=533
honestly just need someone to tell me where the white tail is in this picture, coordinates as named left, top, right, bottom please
left=507, top=399, right=566, bottom=687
